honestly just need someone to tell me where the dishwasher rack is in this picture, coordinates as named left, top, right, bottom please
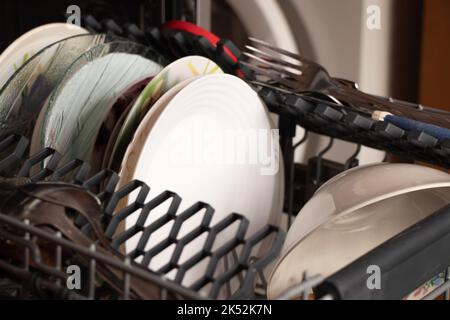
left=79, top=14, right=450, bottom=300
left=0, top=134, right=284, bottom=300
left=1, top=10, right=450, bottom=300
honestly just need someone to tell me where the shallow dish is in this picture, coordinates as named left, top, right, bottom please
left=118, top=74, right=284, bottom=292
left=92, top=76, right=152, bottom=174
left=0, top=23, right=87, bottom=89
left=0, top=34, right=106, bottom=139
left=267, top=163, right=450, bottom=299
left=108, top=55, right=223, bottom=172
left=33, top=41, right=165, bottom=165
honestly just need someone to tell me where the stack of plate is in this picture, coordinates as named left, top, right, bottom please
left=0, top=24, right=285, bottom=294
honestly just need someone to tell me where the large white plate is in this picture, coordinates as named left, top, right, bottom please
left=118, top=77, right=199, bottom=189
left=0, top=23, right=87, bottom=89
left=119, top=74, right=284, bottom=294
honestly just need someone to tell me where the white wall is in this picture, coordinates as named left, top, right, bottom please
left=280, top=0, right=391, bottom=165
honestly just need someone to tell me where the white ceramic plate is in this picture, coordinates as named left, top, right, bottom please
left=36, top=43, right=164, bottom=164
left=109, top=55, right=223, bottom=172
left=0, top=23, right=87, bottom=89
left=0, top=34, right=106, bottom=140
left=118, top=78, right=198, bottom=189
left=97, top=76, right=153, bottom=173
left=267, top=163, right=450, bottom=299
left=119, top=74, right=284, bottom=293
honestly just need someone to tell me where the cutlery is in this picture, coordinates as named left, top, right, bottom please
left=241, top=37, right=450, bottom=128
left=372, top=111, right=450, bottom=141
left=0, top=179, right=162, bottom=299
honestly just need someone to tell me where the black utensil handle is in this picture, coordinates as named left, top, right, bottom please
left=316, top=204, right=450, bottom=300
left=373, top=94, right=450, bottom=116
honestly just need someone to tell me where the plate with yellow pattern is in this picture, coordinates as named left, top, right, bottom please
left=108, top=55, right=223, bottom=172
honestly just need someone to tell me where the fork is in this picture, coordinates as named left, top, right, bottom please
left=241, top=37, right=450, bottom=129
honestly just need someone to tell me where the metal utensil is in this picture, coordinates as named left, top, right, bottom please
left=242, top=37, right=450, bottom=128
left=0, top=179, right=162, bottom=299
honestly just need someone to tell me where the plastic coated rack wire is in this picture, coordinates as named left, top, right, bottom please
left=0, top=134, right=284, bottom=300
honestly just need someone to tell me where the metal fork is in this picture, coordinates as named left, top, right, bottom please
left=242, top=37, right=450, bottom=129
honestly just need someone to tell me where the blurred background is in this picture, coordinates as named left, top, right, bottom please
left=1, top=0, right=449, bottom=165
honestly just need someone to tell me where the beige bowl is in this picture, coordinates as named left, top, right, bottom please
left=267, top=163, right=450, bottom=299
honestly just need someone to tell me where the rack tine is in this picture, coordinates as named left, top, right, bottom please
left=55, top=232, right=63, bottom=286
left=315, top=137, right=334, bottom=186
left=344, top=144, right=361, bottom=170
left=446, top=267, right=450, bottom=300
left=245, top=45, right=305, bottom=71
left=88, top=244, right=96, bottom=300
left=284, top=131, right=309, bottom=229
left=223, top=254, right=232, bottom=297
left=294, top=131, right=309, bottom=149
left=275, top=274, right=324, bottom=300
left=160, top=287, right=168, bottom=300
left=231, top=249, right=244, bottom=285
left=123, top=257, right=131, bottom=300
left=23, top=219, right=30, bottom=271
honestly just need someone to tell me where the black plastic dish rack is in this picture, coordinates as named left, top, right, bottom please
left=1, top=136, right=450, bottom=301
left=0, top=134, right=284, bottom=300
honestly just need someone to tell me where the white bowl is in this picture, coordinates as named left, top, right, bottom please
left=268, top=163, right=450, bottom=299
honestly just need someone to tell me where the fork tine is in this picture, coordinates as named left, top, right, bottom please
left=243, top=52, right=301, bottom=79
left=245, top=45, right=306, bottom=71
left=249, top=37, right=303, bottom=60
left=239, top=61, right=298, bottom=88
left=249, top=37, right=317, bottom=66
left=239, top=60, right=283, bottom=78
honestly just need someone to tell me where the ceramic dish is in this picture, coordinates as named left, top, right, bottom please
left=108, top=55, right=223, bottom=172
left=92, top=76, right=152, bottom=174
left=267, top=163, right=450, bottom=299
left=0, top=34, right=107, bottom=139
left=117, top=74, right=284, bottom=292
left=118, top=78, right=198, bottom=191
left=0, top=23, right=88, bottom=89
left=32, top=41, right=166, bottom=166
left=283, top=163, right=450, bottom=253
